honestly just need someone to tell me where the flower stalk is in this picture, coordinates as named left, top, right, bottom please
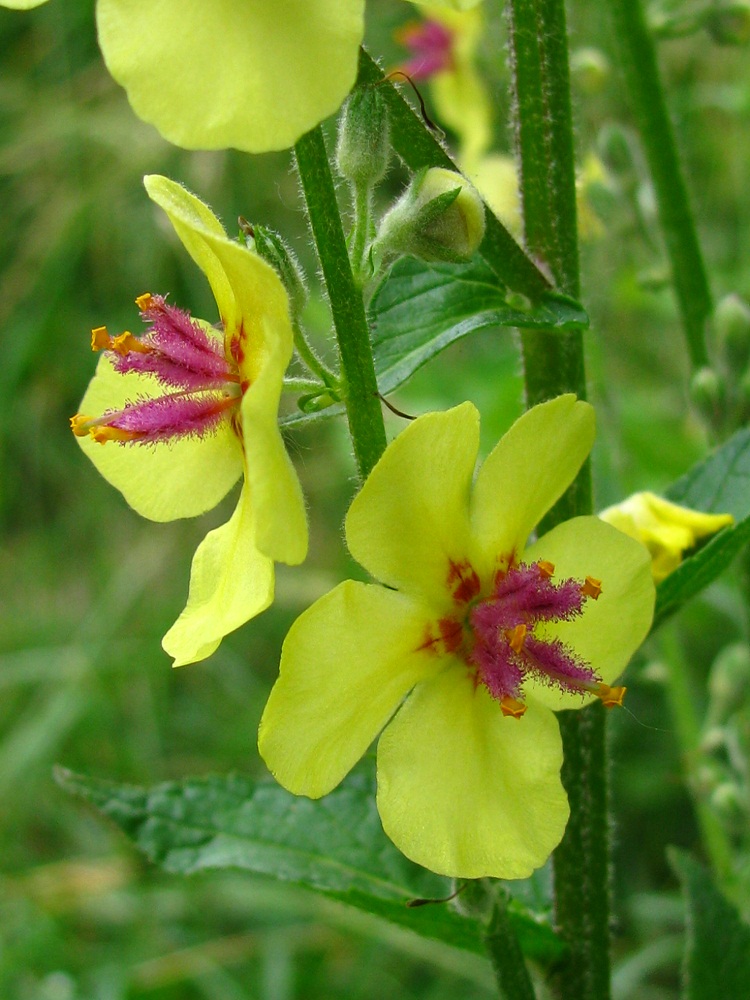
left=294, top=125, right=387, bottom=480
left=607, top=0, right=712, bottom=371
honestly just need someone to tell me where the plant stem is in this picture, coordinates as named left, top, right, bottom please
left=506, top=2, right=609, bottom=998
left=291, top=317, right=339, bottom=387
left=350, top=182, right=373, bottom=288
left=294, top=126, right=387, bottom=481
left=484, top=888, right=538, bottom=1000
left=607, top=0, right=712, bottom=371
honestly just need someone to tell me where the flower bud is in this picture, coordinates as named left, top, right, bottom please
left=690, top=365, right=726, bottom=425
left=705, top=3, right=750, bottom=45
left=242, top=221, right=307, bottom=317
left=570, top=47, right=610, bottom=95
left=336, top=85, right=390, bottom=189
left=707, top=642, right=750, bottom=725
left=714, top=293, right=750, bottom=373
left=374, top=167, right=486, bottom=266
left=597, top=124, right=635, bottom=177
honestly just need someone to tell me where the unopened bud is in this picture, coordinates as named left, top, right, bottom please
left=374, top=167, right=486, bottom=266
left=714, top=293, right=750, bottom=373
left=336, top=86, right=390, bottom=188
left=710, top=782, right=746, bottom=831
left=705, top=3, right=750, bottom=45
left=570, top=48, right=610, bottom=95
left=242, top=222, right=307, bottom=316
left=690, top=365, right=726, bottom=424
left=597, top=124, right=635, bottom=177
left=707, top=643, right=750, bottom=725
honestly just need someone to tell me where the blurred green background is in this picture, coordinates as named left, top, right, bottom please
left=1, top=1, right=749, bottom=997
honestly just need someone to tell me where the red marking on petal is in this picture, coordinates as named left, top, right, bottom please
left=447, top=559, right=481, bottom=603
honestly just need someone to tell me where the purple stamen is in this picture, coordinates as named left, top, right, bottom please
left=112, top=297, right=231, bottom=390
left=398, top=20, right=455, bottom=81
left=468, top=561, right=599, bottom=702
left=96, top=391, right=237, bottom=445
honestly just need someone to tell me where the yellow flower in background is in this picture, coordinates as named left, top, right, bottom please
left=259, top=397, right=654, bottom=879
left=71, top=175, right=307, bottom=666
left=600, top=492, right=734, bottom=582
left=1, top=0, right=481, bottom=152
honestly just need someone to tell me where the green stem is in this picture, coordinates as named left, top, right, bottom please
left=484, top=889, right=538, bottom=1000
left=660, top=626, right=736, bottom=890
left=506, top=3, right=609, bottom=998
left=350, top=182, right=373, bottom=288
left=607, top=0, right=712, bottom=370
left=294, top=126, right=387, bottom=481
left=292, top=317, right=339, bottom=387
left=355, top=48, right=552, bottom=300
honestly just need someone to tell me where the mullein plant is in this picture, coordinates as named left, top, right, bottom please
left=5, top=0, right=748, bottom=994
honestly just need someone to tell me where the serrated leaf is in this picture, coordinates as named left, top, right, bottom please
left=369, top=257, right=588, bottom=396
left=55, top=766, right=564, bottom=962
left=669, top=849, right=750, bottom=1000
left=652, top=429, right=750, bottom=628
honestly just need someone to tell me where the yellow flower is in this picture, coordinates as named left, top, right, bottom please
left=599, top=492, right=734, bottom=583
left=71, top=175, right=307, bottom=666
left=259, top=397, right=654, bottom=878
left=1, top=0, right=481, bottom=151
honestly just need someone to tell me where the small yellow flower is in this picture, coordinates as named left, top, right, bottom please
left=1, top=0, right=481, bottom=151
left=599, top=492, right=734, bottom=583
left=71, top=175, right=307, bottom=666
left=259, top=397, right=654, bottom=878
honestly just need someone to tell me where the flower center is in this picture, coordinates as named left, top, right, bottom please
left=70, top=294, right=245, bottom=445
left=422, top=559, right=624, bottom=718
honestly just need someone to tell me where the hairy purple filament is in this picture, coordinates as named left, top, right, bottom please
left=468, top=562, right=599, bottom=703
left=86, top=296, right=242, bottom=445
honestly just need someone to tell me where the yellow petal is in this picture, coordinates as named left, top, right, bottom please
left=76, top=354, right=243, bottom=521
left=523, top=516, right=655, bottom=711
left=377, top=667, right=569, bottom=879
left=469, top=395, right=595, bottom=576
left=97, top=0, right=365, bottom=152
left=0, top=0, right=49, bottom=8
left=411, top=0, right=483, bottom=10
left=346, top=403, right=479, bottom=605
left=162, top=482, right=274, bottom=666
left=143, top=175, right=236, bottom=326
left=600, top=491, right=734, bottom=582
left=258, top=581, right=441, bottom=798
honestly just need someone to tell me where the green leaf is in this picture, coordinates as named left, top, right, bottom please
left=653, top=428, right=750, bottom=628
left=666, top=427, right=750, bottom=521
left=55, top=766, right=564, bottom=963
left=369, top=258, right=587, bottom=396
left=669, top=849, right=750, bottom=1000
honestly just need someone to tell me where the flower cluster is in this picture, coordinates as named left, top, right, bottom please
left=259, top=396, right=655, bottom=878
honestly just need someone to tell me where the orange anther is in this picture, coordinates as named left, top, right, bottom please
left=135, top=292, right=153, bottom=311
left=90, top=425, right=140, bottom=444
left=504, top=623, right=527, bottom=653
left=581, top=576, right=602, bottom=600
left=597, top=684, right=626, bottom=708
left=537, top=560, right=555, bottom=578
left=111, top=332, right=150, bottom=355
left=69, top=414, right=93, bottom=437
left=500, top=696, right=527, bottom=719
left=91, top=326, right=111, bottom=351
